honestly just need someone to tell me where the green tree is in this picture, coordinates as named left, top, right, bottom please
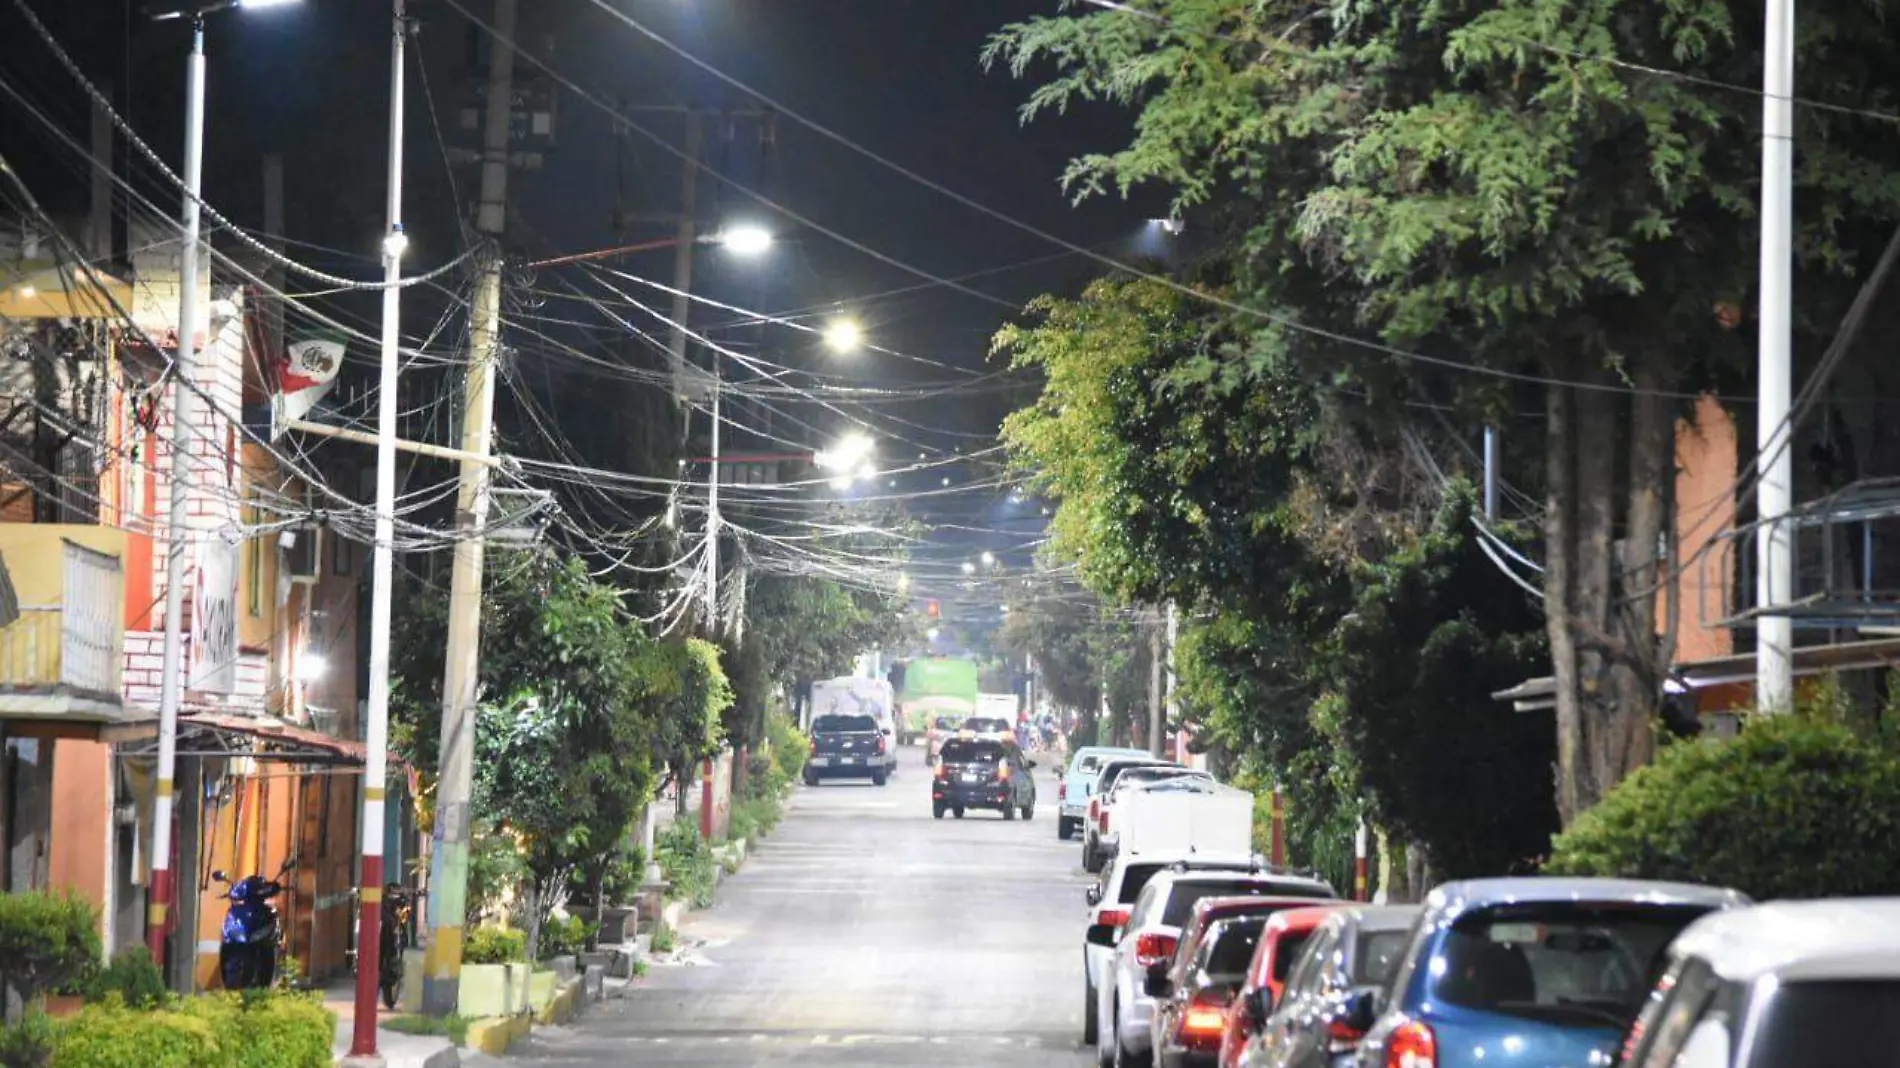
left=986, top=0, right=1900, bottom=822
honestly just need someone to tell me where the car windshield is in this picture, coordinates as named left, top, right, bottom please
left=939, top=740, right=1005, bottom=764
left=1130, top=777, right=1217, bottom=796
left=1115, top=768, right=1202, bottom=791
left=1097, top=761, right=1162, bottom=793
left=1745, top=979, right=1900, bottom=1068
left=963, top=718, right=1009, bottom=733
left=813, top=714, right=877, bottom=733
left=1206, top=918, right=1268, bottom=977
left=1074, top=756, right=1101, bottom=774
left=1432, top=903, right=1712, bottom=1030
left=934, top=716, right=961, bottom=729
left=1353, top=929, right=1410, bottom=987
left=1164, top=883, right=1318, bottom=928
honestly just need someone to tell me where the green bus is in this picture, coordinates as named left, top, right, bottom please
left=895, top=657, right=979, bottom=745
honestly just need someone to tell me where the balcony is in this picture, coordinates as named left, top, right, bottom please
left=0, top=529, right=126, bottom=728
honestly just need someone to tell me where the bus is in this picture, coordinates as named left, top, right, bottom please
left=895, top=656, right=979, bottom=747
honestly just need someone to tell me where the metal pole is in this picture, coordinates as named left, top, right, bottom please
left=346, top=4, right=406, bottom=1059
left=147, top=16, right=206, bottom=969
left=1482, top=427, right=1499, bottom=521
left=705, top=354, right=721, bottom=628
left=1147, top=613, right=1164, bottom=758
left=1163, top=602, right=1177, bottom=760
left=1353, top=818, right=1369, bottom=902
left=1757, top=0, right=1796, bottom=712
left=424, top=0, right=514, bottom=1016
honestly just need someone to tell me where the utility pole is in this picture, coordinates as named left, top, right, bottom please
left=1482, top=427, right=1499, bottom=521
left=423, top=0, right=514, bottom=1017
left=345, top=3, right=408, bottom=1061
left=147, top=13, right=208, bottom=970
left=704, top=353, right=720, bottom=628
left=1756, top=0, right=1795, bottom=712
left=1147, top=610, right=1164, bottom=758
left=668, top=113, right=703, bottom=405
left=1163, top=601, right=1177, bottom=761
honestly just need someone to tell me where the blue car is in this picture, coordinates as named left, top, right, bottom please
left=1057, top=746, right=1154, bottom=841
left=1355, top=877, right=1748, bottom=1068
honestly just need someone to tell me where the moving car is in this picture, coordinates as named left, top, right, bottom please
left=804, top=713, right=895, bottom=786
left=960, top=716, right=1014, bottom=743
left=1232, top=904, right=1417, bottom=1068
left=1061, top=747, right=1155, bottom=842
left=925, top=715, right=962, bottom=764
left=1357, top=877, right=1748, bottom=1068
left=1618, top=897, right=1900, bottom=1068
left=1219, top=906, right=1342, bottom=1068
left=931, top=737, right=1036, bottom=820
left=1148, top=897, right=1283, bottom=1068
left=1083, top=757, right=1177, bottom=873
left=1096, top=862, right=1335, bottom=1068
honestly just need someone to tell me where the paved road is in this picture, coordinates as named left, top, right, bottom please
left=511, top=746, right=1094, bottom=1066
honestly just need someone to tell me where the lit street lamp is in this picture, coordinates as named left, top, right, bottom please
left=823, top=316, right=864, bottom=353
left=980, top=551, right=996, bottom=567
left=962, top=561, right=977, bottom=575
left=718, top=224, right=774, bottom=257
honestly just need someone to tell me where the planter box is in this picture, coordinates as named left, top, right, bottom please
left=399, top=948, right=426, bottom=1013
left=596, top=905, right=637, bottom=944
left=529, top=968, right=558, bottom=1010
left=42, top=995, right=83, bottom=1019
left=549, top=954, right=578, bottom=982
left=459, top=963, right=512, bottom=1019
left=508, top=965, right=531, bottom=1015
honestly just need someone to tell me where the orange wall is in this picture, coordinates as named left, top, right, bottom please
left=1670, top=396, right=1739, bottom=663
left=46, top=740, right=112, bottom=937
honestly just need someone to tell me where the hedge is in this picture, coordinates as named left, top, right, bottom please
left=1546, top=713, right=1900, bottom=900
left=462, top=924, right=526, bottom=964
left=48, top=991, right=333, bottom=1068
left=0, top=890, right=101, bottom=1002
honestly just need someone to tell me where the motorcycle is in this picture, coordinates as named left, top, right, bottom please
left=378, top=884, right=418, bottom=1010
left=212, top=854, right=297, bottom=990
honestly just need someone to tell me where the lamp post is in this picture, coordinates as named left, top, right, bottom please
left=145, top=0, right=301, bottom=973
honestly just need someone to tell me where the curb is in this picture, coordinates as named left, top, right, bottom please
left=465, top=1014, right=530, bottom=1056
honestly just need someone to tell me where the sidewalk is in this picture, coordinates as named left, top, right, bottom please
left=322, top=978, right=459, bottom=1068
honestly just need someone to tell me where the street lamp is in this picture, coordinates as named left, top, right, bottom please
left=980, top=551, right=996, bottom=567
left=962, top=561, right=977, bottom=575
left=823, top=316, right=864, bottom=354
left=717, top=224, right=774, bottom=257
left=145, top=0, right=301, bottom=974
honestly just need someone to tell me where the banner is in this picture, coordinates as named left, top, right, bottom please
left=275, top=333, right=345, bottom=427
left=189, top=539, right=240, bottom=694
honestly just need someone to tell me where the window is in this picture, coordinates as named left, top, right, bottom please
left=1431, top=903, right=1713, bottom=1030
left=1352, top=929, right=1411, bottom=987
left=1272, top=931, right=1314, bottom=983
left=939, top=740, right=1005, bottom=763
left=1744, top=979, right=1900, bottom=1068
left=1205, top=918, right=1268, bottom=977
left=1130, top=884, right=1162, bottom=927
left=1283, top=926, right=1338, bottom=1001
left=1119, top=864, right=1164, bottom=905
left=1075, top=755, right=1101, bottom=774
left=1162, top=881, right=1305, bottom=927
left=812, top=714, right=878, bottom=733
left=1624, top=957, right=1725, bottom=1068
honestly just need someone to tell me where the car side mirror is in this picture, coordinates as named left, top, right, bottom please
left=1085, top=923, right=1118, bottom=948
left=1143, top=963, right=1174, bottom=1000
left=883, top=728, right=893, bottom=736
left=1343, top=988, right=1378, bottom=1033
left=1246, top=987, right=1271, bottom=1023
left=1085, top=885, right=1104, bottom=907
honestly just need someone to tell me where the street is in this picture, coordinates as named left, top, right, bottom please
left=508, top=748, right=1091, bottom=1066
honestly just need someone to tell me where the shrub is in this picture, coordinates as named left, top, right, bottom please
left=235, top=992, right=334, bottom=1067
left=648, top=917, right=675, bottom=955
left=1546, top=713, right=1900, bottom=900
left=767, top=711, right=808, bottom=782
left=81, top=948, right=167, bottom=1009
left=655, top=821, right=717, bottom=908
left=0, top=1010, right=55, bottom=1068
left=50, top=1002, right=221, bottom=1068
left=0, top=891, right=101, bottom=1002
left=462, top=925, right=526, bottom=965
left=537, top=915, right=594, bottom=960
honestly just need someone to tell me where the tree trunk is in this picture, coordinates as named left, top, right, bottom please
left=1545, top=383, right=1587, bottom=823
left=523, top=880, right=542, bottom=964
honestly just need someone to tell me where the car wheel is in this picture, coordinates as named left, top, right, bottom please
left=871, top=770, right=888, bottom=787
left=933, top=803, right=946, bottom=820
left=1058, top=817, right=1075, bottom=841
left=803, top=770, right=819, bottom=787
left=1083, top=979, right=1099, bottom=1044
left=1023, top=803, right=1034, bottom=821
left=1003, top=802, right=1016, bottom=821
left=953, top=807, right=966, bottom=819
left=1084, top=842, right=1103, bottom=874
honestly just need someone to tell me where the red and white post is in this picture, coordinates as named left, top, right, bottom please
left=1353, top=819, right=1369, bottom=902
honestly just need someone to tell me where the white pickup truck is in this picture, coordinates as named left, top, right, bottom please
left=1108, top=778, right=1254, bottom=861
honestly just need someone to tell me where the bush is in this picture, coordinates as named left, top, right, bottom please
left=81, top=948, right=167, bottom=1009
left=537, top=915, right=594, bottom=960
left=462, top=925, right=526, bottom=965
left=767, top=710, right=808, bottom=782
left=1546, top=713, right=1900, bottom=900
left=655, top=821, right=717, bottom=908
left=0, top=1010, right=55, bottom=1068
left=0, top=891, right=101, bottom=1002
left=234, top=991, right=333, bottom=1067
left=648, top=917, right=676, bottom=955
left=52, top=991, right=332, bottom=1068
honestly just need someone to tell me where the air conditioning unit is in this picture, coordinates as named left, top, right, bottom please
left=282, top=526, right=322, bottom=584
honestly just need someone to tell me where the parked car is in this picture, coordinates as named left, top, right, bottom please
left=1061, top=747, right=1155, bottom=842
left=1357, top=877, right=1749, bottom=1068
left=1085, top=849, right=1237, bottom=1045
left=925, top=715, right=963, bottom=764
left=1095, top=771, right=1223, bottom=863
left=1232, top=904, right=1417, bottom=1068
left=1219, top=906, right=1343, bottom=1068
left=1147, top=897, right=1284, bottom=1068
left=1096, top=862, right=1335, bottom=1068
left=1083, top=757, right=1177, bottom=872
left=1618, top=897, right=1900, bottom=1068
left=959, top=716, right=1014, bottom=742
left=804, top=713, right=895, bottom=786
left=931, top=738, right=1036, bottom=820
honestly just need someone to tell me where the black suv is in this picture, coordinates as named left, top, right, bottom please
left=806, top=713, right=896, bottom=786
left=932, top=738, right=1037, bottom=820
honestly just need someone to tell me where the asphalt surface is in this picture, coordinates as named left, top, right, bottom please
left=510, top=745, right=1095, bottom=1066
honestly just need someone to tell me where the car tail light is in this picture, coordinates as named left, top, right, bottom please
left=1059, top=781, right=1067, bottom=801
left=1097, top=907, right=1130, bottom=929
left=1098, top=807, right=1110, bottom=833
left=1386, top=1020, right=1436, bottom=1068
left=1327, top=1016, right=1367, bottom=1055
left=809, top=736, right=818, bottom=754
left=1134, top=932, right=1178, bottom=968
left=1177, top=994, right=1228, bottom=1050
left=1089, top=797, right=1100, bottom=821
left=876, top=735, right=888, bottom=755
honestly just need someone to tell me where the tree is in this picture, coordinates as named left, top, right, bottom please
left=746, top=572, right=914, bottom=721
left=986, top=0, right=1900, bottom=822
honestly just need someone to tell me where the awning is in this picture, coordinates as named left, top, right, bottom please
left=106, top=712, right=368, bottom=766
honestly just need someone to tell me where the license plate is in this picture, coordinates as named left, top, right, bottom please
left=961, top=773, right=981, bottom=783
left=845, top=756, right=864, bottom=765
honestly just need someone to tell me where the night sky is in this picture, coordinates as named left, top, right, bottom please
left=0, top=0, right=1172, bottom=623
